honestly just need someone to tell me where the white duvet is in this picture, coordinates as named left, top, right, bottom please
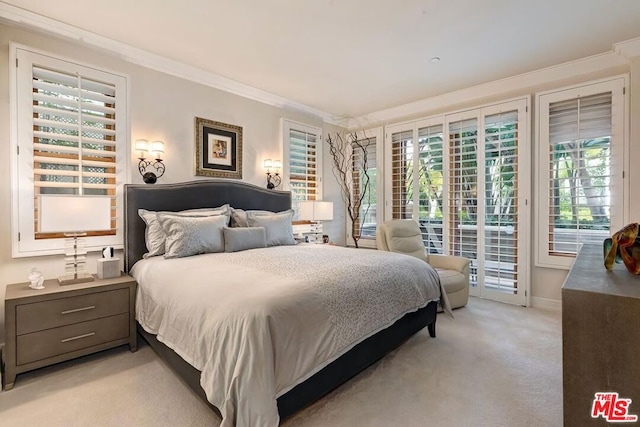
left=131, top=244, right=444, bottom=426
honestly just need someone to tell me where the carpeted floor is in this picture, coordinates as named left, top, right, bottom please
left=0, top=298, right=562, bottom=426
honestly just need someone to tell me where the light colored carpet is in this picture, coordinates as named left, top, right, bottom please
left=0, top=298, right=562, bottom=426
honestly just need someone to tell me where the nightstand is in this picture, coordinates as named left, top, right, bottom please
left=2, top=274, right=137, bottom=390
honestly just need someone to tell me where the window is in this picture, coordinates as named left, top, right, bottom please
left=386, top=99, right=529, bottom=306
left=11, top=46, right=128, bottom=257
left=283, top=120, right=322, bottom=220
left=536, top=78, right=626, bottom=269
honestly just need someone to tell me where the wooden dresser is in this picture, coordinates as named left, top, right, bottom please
left=2, top=274, right=137, bottom=390
left=562, top=244, right=640, bottom=426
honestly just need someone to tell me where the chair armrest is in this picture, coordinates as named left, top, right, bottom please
left=427, top=254, right=470, bottom=274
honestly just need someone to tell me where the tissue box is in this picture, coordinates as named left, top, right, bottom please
left=97, top=258, right=120, bottom=279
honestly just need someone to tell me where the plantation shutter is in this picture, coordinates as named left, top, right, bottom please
left=484, top=111, right=519, bottom=294
left=391, top=130, right=414, bottom=219
left=287, top=126, right=319, bottom=220
left=417, top=124, right=444, bottom=254
left=32, top=66, right=118, bottom=239
left=547, top=92, right=613, bottom=256
left=352, top=137, right=377, bottom=238
left=448, top=118, right=478, bottom=287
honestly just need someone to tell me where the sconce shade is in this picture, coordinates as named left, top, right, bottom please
left=263, top=159, right=273, bottom=169
left=299, top=201, right=334, bottom=221
left=40, top=196, right=111, bottom=233
left=151, top=140, right=165, bottom=155
left=135, top=139, right=149, bottom=153
left=273, top=160, right=282, bottom=170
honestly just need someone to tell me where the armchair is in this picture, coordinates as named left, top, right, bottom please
left=377, top=219, right=470, bottom=309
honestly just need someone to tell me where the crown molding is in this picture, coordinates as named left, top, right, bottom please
left=348, top=49, right=629, bottom=129
left=0, top=2, right=341, bottom=125
left=614, top=37, right=640, bottom=59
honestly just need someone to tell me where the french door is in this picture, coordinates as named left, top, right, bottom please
left=385, top=99, right=529, bottom=305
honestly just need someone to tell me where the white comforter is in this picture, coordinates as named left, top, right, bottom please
left=131, top=244, right=443, bottom=427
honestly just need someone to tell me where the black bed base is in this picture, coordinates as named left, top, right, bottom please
left=137, top=300, right=437, bottom=421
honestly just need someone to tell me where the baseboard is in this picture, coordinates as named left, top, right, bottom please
left=531, top=296, right=561, bottom=311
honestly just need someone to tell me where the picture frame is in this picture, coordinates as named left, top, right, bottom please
left=194, top=117, right=243, bottom=179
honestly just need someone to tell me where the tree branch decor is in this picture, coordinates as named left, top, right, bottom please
left=326, top=132, right=372, bottom=248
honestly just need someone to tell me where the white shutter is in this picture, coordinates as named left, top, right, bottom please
left=32, top=65, right=118, bottom=237
left=536, top=77, right=625, bottom=269
left=12, top=46, right=127, bottom=257
left=283, top=121, right=322, bottom=220
left=547, top=93, right=612, bottom=255
left=352, top=136, right=377, bottom=238
left=390, top=129, right=414, bottom=219
left=483, top=111, right=519, bottom=294
left=289, top=128, right=318, bottom=202
left=417, top=124, right=444, bottom=254
left=448, top=118, right=479, bottom=288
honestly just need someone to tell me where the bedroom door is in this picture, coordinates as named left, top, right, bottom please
left=386, top=98, right=530, bottom=306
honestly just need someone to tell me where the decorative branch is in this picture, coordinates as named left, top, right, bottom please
left=326, top=132, right=372, bottom=248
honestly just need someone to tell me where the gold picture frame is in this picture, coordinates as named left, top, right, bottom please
left=194, top=117, right=243, bottom=179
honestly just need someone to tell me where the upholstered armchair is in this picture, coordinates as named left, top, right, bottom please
left=377, top=219, right=470, bottom=309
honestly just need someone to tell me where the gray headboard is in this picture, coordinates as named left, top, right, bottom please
left=124, top=179, right=292, bottom=272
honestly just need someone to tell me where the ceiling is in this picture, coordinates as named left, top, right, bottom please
left=3, top=0, right=640, bottom=119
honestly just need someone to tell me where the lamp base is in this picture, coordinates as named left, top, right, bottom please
left=58, top=273, right=95, bottom=286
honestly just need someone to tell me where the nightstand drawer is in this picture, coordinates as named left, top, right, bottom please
left=16, top=288, right=129, bottom=335
left=16, top=313, right=129, bottom=365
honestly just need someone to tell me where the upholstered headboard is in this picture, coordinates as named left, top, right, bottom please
left=124, top=179, right=291, bottom=272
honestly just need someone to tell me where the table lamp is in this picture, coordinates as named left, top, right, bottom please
left=299, top=200, right=333, bottom=243
left=40, top=195, right=112, bottom=285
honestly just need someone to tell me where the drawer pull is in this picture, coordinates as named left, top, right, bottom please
left=61, top=305, right=96, bottom=315
left=61, top=332, right=95, bottom=343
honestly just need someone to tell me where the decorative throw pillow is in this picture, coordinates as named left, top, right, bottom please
left=223, top=227, right=267, bottom=252
left=246, top=210, right=296, bottom=247
left=229, top=208, right=274, bottom=227
left=157, top=213, right=229, bottom=259
left=139, top=204, right=229, bottom=258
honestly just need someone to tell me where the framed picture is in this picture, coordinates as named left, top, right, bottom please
left=194, top=117, right=243, bottom=179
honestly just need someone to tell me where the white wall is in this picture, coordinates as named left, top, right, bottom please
left=629, top=56, right=640, bottom=223
left=0, top=23, right=347, bottom=342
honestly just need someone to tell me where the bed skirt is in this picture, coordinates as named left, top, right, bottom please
left=137, top=300, right=437, bottom=421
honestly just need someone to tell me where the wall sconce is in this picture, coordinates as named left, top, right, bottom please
left=136, top=139, right=166, bottom=184
left=263, top=159, right=282, bottom=189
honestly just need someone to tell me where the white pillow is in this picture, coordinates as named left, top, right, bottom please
left=157, top=213, right=229, bottom=259
left=138, top=204, right=229, bottom=258
left=223, top=227, right=267, bottom=252
left=246, top=210, right=296, bottom=247
left=229, top=208, right=274, bottom=227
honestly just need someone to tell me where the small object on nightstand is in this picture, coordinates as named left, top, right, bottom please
left=28, top=268, right=44, bottom=290
left=97, top=259, right=120, bottom=279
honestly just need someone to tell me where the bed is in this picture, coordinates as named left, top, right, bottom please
left=124, top=179, right=444, bottom=426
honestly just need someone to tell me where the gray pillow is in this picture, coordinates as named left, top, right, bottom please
left=139, top=205, right=229, bottom=258
left=229, top=208, right=274, bottom=227
left=223, top=227, right=267, bottom=252
left=157, top=213, right=229, bottom=259
left=246, top=210, right=296, bottom=247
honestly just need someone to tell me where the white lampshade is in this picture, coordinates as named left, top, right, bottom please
left=135, top=139, right=149, bottom=152
left=151, top=140, right=164, bottom=155
left=263, top=159, right=273, bottom=169
left=40, top=196, right=112, bottom=233
left=273, top=160, right=282, bottom=170
left=299, top=201, right=333, bottom=221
